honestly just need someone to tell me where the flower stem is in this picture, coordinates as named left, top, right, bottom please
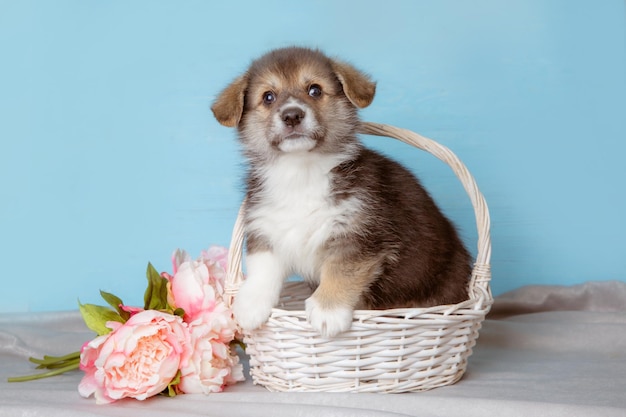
left=7, top=351, right=81, bottom=383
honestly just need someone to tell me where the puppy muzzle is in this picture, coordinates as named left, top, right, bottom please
left=281, top=106, right=305, bottom=128
left=269, top=99, right=321, bottom=153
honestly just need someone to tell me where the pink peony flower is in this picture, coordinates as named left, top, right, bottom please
left=200, top=245, right=229, bottom=271
left=199, top=246, right=229, bottom=296
left=78, top=310, right=191, bottom=404
left=178, top=317, right=244, bottom=394
left=171, top=249, right=191, bottom=275
left=167, top=246, right=230, bottom=321
left=168, top=260, right=217, bottom=323
left=164, top=246, right=244, bottom=394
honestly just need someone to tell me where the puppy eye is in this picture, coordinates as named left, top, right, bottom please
left=262, top=91, right=276, bottom=105
left=308, top=84, right=322, bottom=98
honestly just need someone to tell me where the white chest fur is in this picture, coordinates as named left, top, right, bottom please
left=246, top=152, right=361, bottom=280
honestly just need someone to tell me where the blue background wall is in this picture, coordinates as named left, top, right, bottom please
left=1, top=0, right=625, bottom=312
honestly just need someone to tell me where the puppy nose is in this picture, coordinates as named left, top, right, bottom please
left=281, top=107, right=305, bottom=127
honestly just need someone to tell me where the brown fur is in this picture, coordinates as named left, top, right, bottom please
left=212, top=47, right=470, bottom=335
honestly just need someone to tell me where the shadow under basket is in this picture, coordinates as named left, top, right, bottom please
left=225, top=121, right=492, bottom=393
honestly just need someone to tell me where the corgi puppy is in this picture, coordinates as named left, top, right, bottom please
left=212, top=47, right=471, bottom=337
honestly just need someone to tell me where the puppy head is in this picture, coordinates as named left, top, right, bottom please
left=211, top=47, right=376, bottom=158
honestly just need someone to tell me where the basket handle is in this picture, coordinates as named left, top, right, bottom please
left=225, top=201, right=246, bottom=307
left=225, top=121, right=493, bottom=307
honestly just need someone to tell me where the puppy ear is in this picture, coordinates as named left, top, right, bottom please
left=211, top=75, right=248, bottom=127
left=331, top=60, right=376, bottom=108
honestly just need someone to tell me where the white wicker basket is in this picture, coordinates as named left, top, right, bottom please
left=225, top=121, right=492, bottom=393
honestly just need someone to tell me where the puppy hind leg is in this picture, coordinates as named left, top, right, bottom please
left=306, top=256, right=380, bottom=338
left=232, top=251, right=287, bottom=331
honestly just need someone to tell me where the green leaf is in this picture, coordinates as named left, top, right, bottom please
left=144, top=263, right=170, bottom=311
left=78, top=301, right=124, bottom=336
left=161, top=370, right=181, bottom=397
left=99, top=290, right=130, bottom=321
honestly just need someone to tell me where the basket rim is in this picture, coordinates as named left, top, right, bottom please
left=225, top=121, right=493, bottom=310
left=265, top=281, right=491, bottom=320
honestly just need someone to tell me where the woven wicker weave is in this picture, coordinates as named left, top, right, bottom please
left=225, top=121, right=492, bottom=393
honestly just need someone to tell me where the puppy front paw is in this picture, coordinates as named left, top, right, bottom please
left=232, top=286, right=274, bottom=332
left=305, top=296, right=353, bottom=338
left=232, top=251, right=286, bottom=332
